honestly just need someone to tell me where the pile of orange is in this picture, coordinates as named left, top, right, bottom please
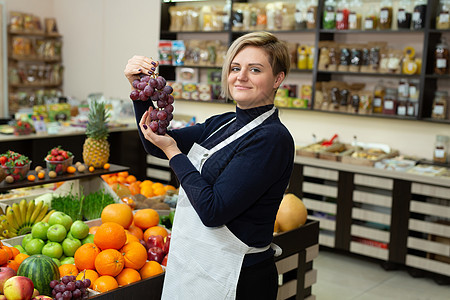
left=72, top=210, right=167, bottom=294
left=100, top=172, right=176, bottom=200
left=0, top=242, right=26, bottom=272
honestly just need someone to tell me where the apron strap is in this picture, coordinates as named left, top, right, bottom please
left=246, top=243, right=282, bottom=257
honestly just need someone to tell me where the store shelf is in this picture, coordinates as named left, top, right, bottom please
left=0, top=164, right=129, bottom=192
left=319, top=29, right=425, bottom=34
left=317, top=70, right=421, bottom=78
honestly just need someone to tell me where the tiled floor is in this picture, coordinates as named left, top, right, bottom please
left=312, top=248, right=450, bottom=300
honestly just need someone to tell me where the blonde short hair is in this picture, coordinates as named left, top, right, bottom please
left=221, top=31, right=291, bottom=101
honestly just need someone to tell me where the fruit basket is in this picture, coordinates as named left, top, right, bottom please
left=45, top=156, right=74, bottom=175
left=1, top=161, right=31, bottom=181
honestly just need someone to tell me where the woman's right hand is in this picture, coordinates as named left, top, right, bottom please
left=124, top=55, right=159, bottom=87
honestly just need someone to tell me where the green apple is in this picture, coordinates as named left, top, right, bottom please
left=81, top=233, right=95, bottom=245
left=48, top=212, right=73, bottom=232
left=60, top=256, right=75, bottom=265
left=31, top=222, right=50, bottom=240
left=41, top=242, right=63, bottom=259
left=51, top=258, right=61, bottom=267
left=14, top=245, right=26, bottom=254
left=47, top=224, right=67, bottom=243
left=24, top=238, right=45, bottom=255
left=62, top=238, right=81, bottom=257
left=66, top=232, right=75, bottom=240
left=69, top=220, right=89, bottom=240
left=21, top=234, right=33, bottom=249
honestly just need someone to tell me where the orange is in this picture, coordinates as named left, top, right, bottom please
left=127, top=224, right=144, bottom=240
left=94, top=222, right=127, bottom=250
left=76, top=269, right=99, bottom=289
left=94, top=249, right=125, bottom=277
left=103, top=163, right=111, bottom=170
left=144, top=226, right=168, bottom=242
left=101, top=203, right=134, bottom=229
left=67, top=166, right=76, bottom=174
left=125, top=231, right=139, bottom=244
left=153, top=187, right=166, bottom=196
left=9, top=247, right=19, bottom=259
left=139, top=261, right=163, bottom=279
left=164, top=185, right=176, bottom=191
left=125, top=175, right=137, bottom=184
left=139, top=186, right=154, bottom=198
left=1, top=247, right=13, bottom=260
left=89, top=226, right=99, bottom=235
left=115, top=268, right=141, bottom=286
left=93, top=275, right=118, bottom=293
left=89, top=166, right=95, bottom=172
left=14, top=253, right=29, bottom=265
left=128, top=182, right=140, bottom=195
left=117, top=176, right=127, bottom=184
left=151, top=182, right=164, bottom=190
left=59, top=264, right=79, bottom=277
left=133, top=209, right=159, bottom=230
left=37, top=172, right=45, bottom=179
left=74, top=243, right=101, bottom=271
left=120, top=242, right=147, bottom=270
left=27, top=174, right=36, bottom=181
left=139, top=180, right=153, bottom=188
left=5, top=260, right=19, bottom=272
left=117, top=171, right=129, bottom=178
left=0, top=249, right=9, bottom=265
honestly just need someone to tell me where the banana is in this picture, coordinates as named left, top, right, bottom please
left=35, top=204, right=49, bottom=223
left=2, top=230, right=9, bottom=238
left=42, top=209, right=56, bottom=223
left=0, top=206, right=4, bottom=216
left=19, top=199, right=28, bottom=225
left=3, top=222, right=17, bottom=235
left=25, top=200, right=35, bottom=225
left=6, top=207, right=19, bottom=231
left=12, top=203, right=23, bottom=228
left=29, top=201, right=44, bottom=225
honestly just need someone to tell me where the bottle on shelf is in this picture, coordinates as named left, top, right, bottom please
left=306, top=0, right=318, bottom=29
left=364, top=6, right=378, bottom=30
left=397, top=0, right=412, bottom=29
left=323, top=0, right=337, bottom=29
left=412, top=0, right=427, bottom=30
left=348, top=0, right=362, bottom=30
left=379, top=0, right=393, bottom=30
left=407, top=79, right=420, bottom=117
left=436, top=0, right=450, bottom=29
left=434, top=38, right=449, bottom=75
left=336, top=0, right=350, bottom=30
left=373, top=80, right=386, bottom=114
left=433, top=135, right=449, bottom=164
left=383, top=87, right=398, bottom=115
left=432, top=91, right=448, bottom=119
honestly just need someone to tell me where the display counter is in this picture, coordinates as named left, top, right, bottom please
left=288, top=156, right=450, bottom=282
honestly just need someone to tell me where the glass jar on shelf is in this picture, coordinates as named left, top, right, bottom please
left=379, top=0, right=393, bottom=30
left=373, top=80, right=385, bottom=113
left=364, top=6, right=378, bottom=30
left=306, top=0, right=318, bottom=29
left=383, top=87, right=398, bottom=115
left=336, top=0, right=350, bottom=30
left=323, top=0, right=336, bottom=29
left=436, top=0, right=450, bottom=30
left=433, top=135, right=449, bottom=164
left=435, top=38, right=449, bottom=75
left=348, top=0, right=362, bottom=30
left=432, top=91, right=448, bottom=120
left=397, top=0, right=412, bottom=29
left=412, top=0, right=427, bottom=30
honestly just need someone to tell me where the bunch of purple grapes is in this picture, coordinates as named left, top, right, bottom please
left=50, top=275, right=91, bottom=300
left=130, top=74, right=174, bottom=135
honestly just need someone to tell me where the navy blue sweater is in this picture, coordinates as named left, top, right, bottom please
left=133, top=101, right=294, bottom=266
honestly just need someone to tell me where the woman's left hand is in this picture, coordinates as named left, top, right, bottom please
left=139, top=108, right=181, bottom=160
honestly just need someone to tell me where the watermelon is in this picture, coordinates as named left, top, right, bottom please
left=17, top=254, right=60, bottom=296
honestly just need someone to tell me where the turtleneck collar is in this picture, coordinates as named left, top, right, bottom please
left=235, top=104, right=275, bottom=126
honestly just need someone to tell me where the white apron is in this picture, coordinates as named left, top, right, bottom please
left=162, top=107, right=281, bottom=300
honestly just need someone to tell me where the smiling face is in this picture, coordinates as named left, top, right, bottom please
left=228, top=46, right=285, bottom=109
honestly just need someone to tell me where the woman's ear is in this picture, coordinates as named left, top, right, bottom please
left=273, top=72, right=285, bottom=89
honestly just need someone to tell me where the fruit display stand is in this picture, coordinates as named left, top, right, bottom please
left=80, top=219, right=319, bottom=300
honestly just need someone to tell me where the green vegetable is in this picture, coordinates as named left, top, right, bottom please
left=82, top=189, right=115, bottom=220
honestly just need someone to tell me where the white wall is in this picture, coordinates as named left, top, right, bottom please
left=3, top=0, right=448, bottom=160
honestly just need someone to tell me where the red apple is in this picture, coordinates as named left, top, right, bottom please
left=163, top=234, right=171, bottom=254
left=147, top=247, right=165, bottom=263
left=0, top=267, right=17, bottom=293
left=139, top=239, right=147, bottom=250
left=4, top=276, right=34, bottom=300
left=161, top=254, right=168, bottom=267
left=146, top=235, right=165, bottom=250
left=32, top=296, right=53, bottom=300
left=32, top=288, right=39, bottom=298
left=0, top=295, right=6, bottom=300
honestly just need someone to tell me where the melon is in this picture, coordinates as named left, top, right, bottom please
left=275, top=193, right=308, bottom=232
left=17, top=254, right=60, bottom=296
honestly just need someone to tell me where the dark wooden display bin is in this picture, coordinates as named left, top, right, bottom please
left=90, top=219, right=320, bottom=300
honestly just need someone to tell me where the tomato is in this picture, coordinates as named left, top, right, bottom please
left=0, top=156, right=6, bottom=165
left=56, top=155, right=64, bottom=161
left=51, top=149, right=59, bottom=156
left=61, top=151, right=68, bottom=159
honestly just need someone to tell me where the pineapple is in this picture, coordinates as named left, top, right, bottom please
left=83, top=101, right=110, bottom=168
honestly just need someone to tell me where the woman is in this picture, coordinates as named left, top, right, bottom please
left=124, top=31, right=294, bottom=299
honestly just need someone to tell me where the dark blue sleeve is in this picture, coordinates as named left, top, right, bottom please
left=169, top=126, right=295, bottom=227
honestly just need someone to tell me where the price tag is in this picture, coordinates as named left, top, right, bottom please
left=436, top=58, right=447, bottom=69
